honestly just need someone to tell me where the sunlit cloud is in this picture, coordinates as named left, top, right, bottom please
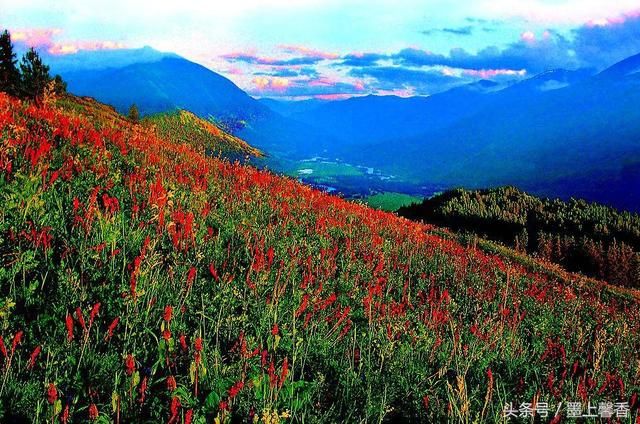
left=462, top=68, right=527, bottom=78
left=10, top=27, right=125, bottom=55
left=279, top=45, right=339, bottom=60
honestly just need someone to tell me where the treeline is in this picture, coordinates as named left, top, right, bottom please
left=0, top=29, right=66, bottom=101
left=398, top=186, right=640, bottom=288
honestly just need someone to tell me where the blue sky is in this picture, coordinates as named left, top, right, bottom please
left=2, top=0, right=640, bottom=98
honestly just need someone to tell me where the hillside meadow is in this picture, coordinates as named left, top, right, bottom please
left=0, top=93, right=639, bottom=422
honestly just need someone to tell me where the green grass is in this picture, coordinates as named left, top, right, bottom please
left=364, top=192, right=422, bottom=211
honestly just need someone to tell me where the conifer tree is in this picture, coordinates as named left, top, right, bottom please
left=0, top=30, right=21, bottom=96
left=20, top=47, right=51, bottom=102
left=128, top=104, right=140, bottom=122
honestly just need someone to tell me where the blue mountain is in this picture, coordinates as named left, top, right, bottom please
left=52, top=48, right=335, bottom=158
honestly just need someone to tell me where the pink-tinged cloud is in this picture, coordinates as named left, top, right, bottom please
left=520, top=31, right=536, bottom=43
left=375, top=88, right=417, bottom=98
left=252, top=76, right=290, bottom=92
left=308, top=76, right=339, bottom=87
left=314, top=94, right=353, bottom=100
left=279, top=44, right=339, bottom=60
left=463, top=68, right=527, bottom=78
left=11, top=27, right=125, bottom=55
left=11, top=28, right=61, bottom=48
left=48, top=40, right=126, bottom=55
left=586, top=8, right=640, bottom=27
left=352, top=80, right=365, bottom=91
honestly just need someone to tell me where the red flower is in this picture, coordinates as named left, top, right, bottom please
left=0, top=336, right=7, bottom=358
left=75, top=307, right=86, bottom=331
left=166, top=375, right=177, bottom=392
left=295, top=294, right=309, bottom=318
left=209, top=263, right=219, bottom=281
left=162, top=329, right=172, bottom=341
left=47, top=383, right=58, bottom=404
left=186, top=266, right=196, bottom=287
left=271, top=323, right=279, bottom=336
left=185, top=409, right=194, bottom=424
left=422, top=395, right=429, bottom=411
left=11, top=330, right=23, bottom=353
left=27, top=345, right=41, bottom=369
left=139, top=376, right=148, bottom=404
left=89, top=302, right=101, bottom=327
left=279, top=357, right=289, bottom=388
left=105, top=317, right=119, bottom=341
left=61, top=405, right=69, bottom=424
left=169, top=396, right=181, bottom=422
left=228, top=380, right=244, bottom=399
left=163, top=305, right=173, bottom=322
left=194, top=337, right=203, bottom=352
left=125, top=354, right=135, bottom=376
left=88, top=403, right=99, bottom=420
left=65, top=314, right=74, bottom=342
left=179, top=334, right=188, bottom=351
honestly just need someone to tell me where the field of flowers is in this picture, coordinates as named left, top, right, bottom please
left=0, top=92, right=639, bottom=423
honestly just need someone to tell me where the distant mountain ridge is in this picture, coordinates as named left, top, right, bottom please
left=54, top=46, right=640, bottom=211
left=54, top=48, right=337, bottom=158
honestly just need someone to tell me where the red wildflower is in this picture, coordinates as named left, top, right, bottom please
left=125, top=354, right=135, bottom=376
left=267, top=246, right=275, bottom=268
left=271, top=323, right=279, bottom=336
left=166, top=375, right=177, bottom=392
left=61, top=405, right=69, bottom=424
left=185, top=409, right=194, bottom=424
left=169, top=396, right=181, bottom=423
left=11, top=330, right=23, bottom=353
left=27, top=345, right=41, bottom=369
left=279, top=357, right=289, bottom=388
left=209, top=263, right=219, bottom=281
left=0, top=336, right=7, bottom=358
left=89, top=302, right=101, bottom=327
left=139, top=376, right=148, bottom=404
left=47, top=383, right=57, bottom=404
left=105, top=317, right=119, bottom=341
left=179, top=334, right=188, bottom=351
left=163, top=329, right=172, bottom=341
left=88, top=403, right=99, bottom=420
left=75, top=307, right=86, bottom=331
left=163, top=305, right=173, bottom=322
left=268, top=360, right=277, bottom=388
left=187, top=266, right=196, bottom=287
left=228, top=380, right=244, bottom=399
left=194, top=337, right=203, bottom=352
left=295, top=294, right=310, bottom=318
left=65, top=313, right=74, bottom=342
left=219, top=400, right=229, bottom=411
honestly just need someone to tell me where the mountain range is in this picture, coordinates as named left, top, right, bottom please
left=49, top=47, right=640, bottom=211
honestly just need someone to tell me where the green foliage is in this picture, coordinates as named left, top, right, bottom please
left=0, top=30, right=21, bottom=97
left=19, top=47, right=51, bottom=102
left=127, top=104, right=139, bottom=122
left=399, top=186, right=640, bottom=288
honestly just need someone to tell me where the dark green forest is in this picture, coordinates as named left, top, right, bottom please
left=399, top=186, right=640, bottom=288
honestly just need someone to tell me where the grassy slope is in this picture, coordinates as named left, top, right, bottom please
left=0, top=94, right=639, bottom=422
left=364, top=192, right=422, bottom=212
left=144, top=110, right=263, bottom=159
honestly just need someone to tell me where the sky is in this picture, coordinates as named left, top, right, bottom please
left=2, top=0, right=640, bottom=99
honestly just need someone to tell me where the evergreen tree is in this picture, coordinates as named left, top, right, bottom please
left=53, top=74, right=67, bottom=95
left=128, top=104, right=140, bottom=122
left=20, top=47, right=51, bottom=102
left=0, top=30, right=21, bottom=96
